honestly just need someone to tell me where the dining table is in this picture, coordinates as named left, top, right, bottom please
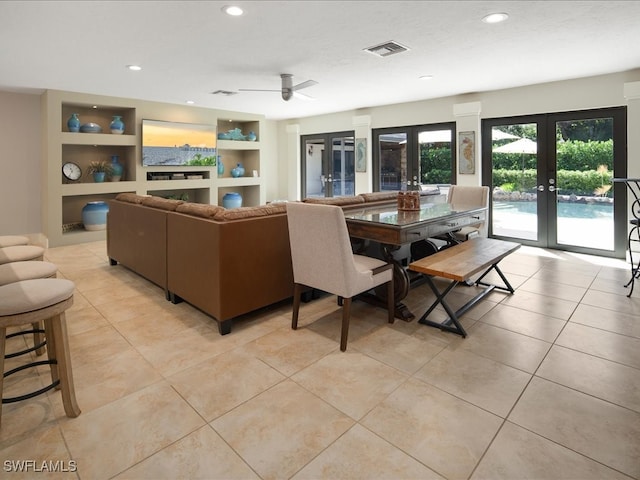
left=344, top=198, right=487, bottom=320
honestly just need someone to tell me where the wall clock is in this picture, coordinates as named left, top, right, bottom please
left=62, top=162, right=82, bottom=182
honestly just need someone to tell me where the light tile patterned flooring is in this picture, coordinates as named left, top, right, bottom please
left=1, top=240, right=640, bottom=479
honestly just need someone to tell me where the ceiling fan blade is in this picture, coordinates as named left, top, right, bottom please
left=293, top=90, right=315, bottom=101
left=292, top=79, right=318, bottom=91
left=238, top=88, right=281, bottom=92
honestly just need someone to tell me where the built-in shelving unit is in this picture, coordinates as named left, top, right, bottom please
left=42, top=90, right=266, bottom=246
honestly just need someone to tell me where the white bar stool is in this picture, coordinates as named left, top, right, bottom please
left=0, top=236, right=29, bottom=248
left=0, top=245, right=45, bottom=265
left=0, top=278, right=81, bottom=427
left=0, top=261, right=58, bottom=357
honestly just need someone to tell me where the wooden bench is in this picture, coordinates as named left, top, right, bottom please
left=408, top=237, right=521, bottom=337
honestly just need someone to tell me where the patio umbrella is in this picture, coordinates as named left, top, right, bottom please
left=493, top=137, right=537, bottom=154
left=492, top=129, right=520, bottom=140
left=493, top=138, right=537, bottom=192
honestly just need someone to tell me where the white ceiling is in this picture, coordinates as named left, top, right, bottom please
left=2, top=1, right=639, bottom=120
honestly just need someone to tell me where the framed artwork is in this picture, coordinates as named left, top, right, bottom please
left=355, top=137, right=367, bottom=172
left=459, top=131, right=475, bottom=174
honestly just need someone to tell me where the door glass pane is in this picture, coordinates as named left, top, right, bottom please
left=304, top=138, right=325, bottom=198
left=555, top=118, right=614, bottom=250
left=379, top=133, right=407, bottom=191
left=491, top=124, right=538, bottom=240
left=419, top=129, right=453, bottom=186
left=331, top=136, right=355, bottom=196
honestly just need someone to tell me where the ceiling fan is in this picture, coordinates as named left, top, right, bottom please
left=239, top=74, right=318, bottom=101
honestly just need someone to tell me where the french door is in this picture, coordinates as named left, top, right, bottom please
left=482, top=107, right=627, bottom=258
left=373, top=123, right=456, bottom=191
left=301, top=131, right=355, bottom=198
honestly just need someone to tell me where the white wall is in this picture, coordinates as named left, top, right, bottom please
left=0, top=90, right=42, bottom=239
left=276, top=70, right=640, bottom=200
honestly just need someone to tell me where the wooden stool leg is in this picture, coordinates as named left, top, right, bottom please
left=33, top=321, right=46, bottom=356
left=0, top=327, right=5, bottom=428
left=43, top=319, right=59, bottom=388
left=45, top=314, right=80, bottom=418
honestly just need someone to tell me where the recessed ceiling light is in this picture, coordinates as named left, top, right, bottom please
left=419, top=75, right=434, bottom=81
left=186, top=100, right=195, bottom=105
left=222, top=5, right=243, bottom=16
left=482, top=12, right=509, bottom=24
left=126, top=64, right=142, bottom=71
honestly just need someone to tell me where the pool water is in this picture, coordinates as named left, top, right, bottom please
left=492, top=201, right=614, bottom=250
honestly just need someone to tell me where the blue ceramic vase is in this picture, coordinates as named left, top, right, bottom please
left=110, top=115, right=124, bottom=134
left=67, top=113, right=80, bottom=132
left=217, top=156, right=224, bottom=177
left=110, top=155, right=123, bottom=181
left=222, top=192, right=242, bottom=209
left=82, top=201, right=109, bottom=231
left=230, top=163, right=245, bottom=178
left=247, top=131, right=257, bottom=141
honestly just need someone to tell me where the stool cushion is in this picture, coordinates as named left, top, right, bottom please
left=0, top=279, right=75, bottom=316
left=0, top=261, right=58, bottom=286
left=0, top=235, right=29, bottom=247
left=0, top=245, right=45, bottom=264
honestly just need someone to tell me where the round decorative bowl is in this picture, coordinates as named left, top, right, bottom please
left=218, top=132, right=231, bottom=140
left=222, top=192, right=243, bottom=209
left=80, top=122, right=103, bottom=133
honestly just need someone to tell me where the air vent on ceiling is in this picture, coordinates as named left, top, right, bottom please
left=364, top=41, right=410, bottom=57
left=211, top=90, right=238, bottom=96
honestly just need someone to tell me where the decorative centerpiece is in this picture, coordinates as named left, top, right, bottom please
left=397, top=191, right=420, bottom=211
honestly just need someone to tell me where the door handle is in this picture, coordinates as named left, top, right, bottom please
left=549, top=186, right=556, bottom=192
left=537, top=185, right=545, bottom=191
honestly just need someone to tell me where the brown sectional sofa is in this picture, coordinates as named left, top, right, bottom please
left=106, top=190, right=429, bottom=335
left=107, top=193, right=293, bottom=334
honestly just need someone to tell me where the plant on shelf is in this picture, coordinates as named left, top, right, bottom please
left=187, top=153, right=217, bottom=166
left=87, top=160, right=113, bottom=183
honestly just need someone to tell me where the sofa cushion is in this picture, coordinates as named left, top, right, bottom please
left=214, top=203, right=287, bottom=221
left=175, top=202, right=224, bottom=219
left=115, top=192, right=147, bottom=204
left=303, top=196, right=365, bottom=206
left=359, top=191, right=399, bottom=203
left=140, top=196, right=184, bottom=211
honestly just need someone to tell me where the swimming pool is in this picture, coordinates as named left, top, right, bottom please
left=492, top=200, right=614, bottom=250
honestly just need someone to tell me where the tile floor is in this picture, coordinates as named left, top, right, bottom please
left=1, top=240, right=640, bottom=480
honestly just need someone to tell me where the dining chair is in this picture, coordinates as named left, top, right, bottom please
left=286, top=202, right=394, bottom=351
left=447, top=185, right=490, bottom=240
left=410, top=184, right=489, bottom=261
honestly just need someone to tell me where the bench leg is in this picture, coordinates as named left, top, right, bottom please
left=418, top=277, right=468, bottom=337
left=418, top=262, right=516, bottom=337
left=475, top=263, right=515, bottom=293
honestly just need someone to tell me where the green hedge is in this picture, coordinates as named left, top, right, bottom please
left=492, top=169, right=613, bottom=196
left=420, top=141, right=614, bottom=195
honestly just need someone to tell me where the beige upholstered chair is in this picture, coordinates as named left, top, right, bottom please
left=447, top=185, right=490, bottom=240
left=286, top=202, right=394, bottom=351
